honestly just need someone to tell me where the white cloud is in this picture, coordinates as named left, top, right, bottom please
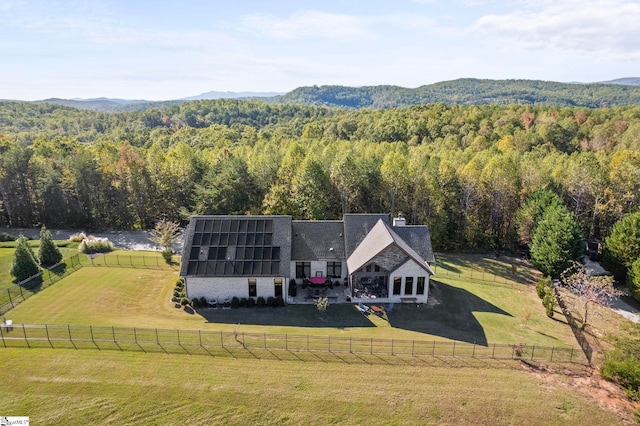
left=472, top=0, right=640, bottom=59
left=242, top=10, right=374, bottom=40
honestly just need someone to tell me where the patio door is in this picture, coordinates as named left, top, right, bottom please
left=274, top=278, right=283, bottom=298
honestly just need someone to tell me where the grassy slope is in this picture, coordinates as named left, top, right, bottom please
left=0, top=348, right=620, bottom=425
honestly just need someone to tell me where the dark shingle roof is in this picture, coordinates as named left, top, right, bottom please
left=343, top=214, right=389, bottom=258
left=392, top=226, right=435, bottom=263
left=291, top=221, right=345, bottom=261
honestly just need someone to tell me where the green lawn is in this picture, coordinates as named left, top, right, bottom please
left=1, top=251, right=635, bottom=424
left=0, top=348, right=622, bottom=425
left=0, top=240, right=80, bottom=292
left=7, top=253, right=577, bottom=349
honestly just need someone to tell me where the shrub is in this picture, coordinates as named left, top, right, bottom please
left=536, top=276, right=552, bottom=299
left=161, top=248, right=173, bottom=263
left=68, top=232, right=87, bottom=243
left=0, top=232, right=18, bottom=242
left=231, top=296, right=240, bottom=308
left=542, top=287, right=556, bottom=317
left=239, top=297, right=247, bottom=307
left=180, top=297, right=190, bottom=306
left=275, top=296, right=284, bottom=307
left=171, top=296, right=178, bottom=302
left=266, top=296, right=275, bottom=307
left=191, top=298, right=200, bottom=308
left=78, top=236, right=114, bottom=254
left=247, top=297, right=256, bottom=308
left=173, top=290, right=180, bottom=298
left=175, top=279, right=184, bottom=289
left=199, top=296, right=207, bottom=307
left=257, top=296, right=266, bottom=307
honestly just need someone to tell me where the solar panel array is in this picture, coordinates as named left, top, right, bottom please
left=185, top=218, right=281, bottom=276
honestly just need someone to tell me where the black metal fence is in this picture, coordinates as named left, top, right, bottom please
left=0, top=323, right=586, bottom=364
left=0, top=254, right=84, bottom=317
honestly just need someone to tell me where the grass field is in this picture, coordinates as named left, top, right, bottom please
left=0, top=348, right=622, bottom=425
left=1, top=251, right=636, bottom=424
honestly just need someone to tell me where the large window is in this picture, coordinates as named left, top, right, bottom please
left=393, top=277, right=402, bottom=295
left=327, top=262, right=342, bottom=278
left=404, top=277, right=414, bottom=295
left=417, top=277, right=426, bottom=295
left=274, top=278, right=283, bottom=298
left=248, top=279, right=257, bottom=297
left=296, top=262, right=310, bottom=279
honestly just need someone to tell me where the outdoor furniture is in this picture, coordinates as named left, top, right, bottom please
left=308, top=277, right=328, bottom=285
left=370, top=305, right=384, bottom=316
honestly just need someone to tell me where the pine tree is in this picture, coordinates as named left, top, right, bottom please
left=38, top=226, right=63, bottom=267
left=11, top=235, right=40, bottom=282
left=530, top=204, right=583, bottom=277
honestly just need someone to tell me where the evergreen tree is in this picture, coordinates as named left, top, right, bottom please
left=11, top=235, right=40, bottom=282
left=516, top=189, right=564, bottom=246
left=530, top=204, right=583, bottom=277
left=38, top=226, right=63, bottom=267
left=602, top=212, right=640, bottom=283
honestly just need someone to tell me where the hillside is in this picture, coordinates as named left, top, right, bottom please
left=273, top=78, right=640, bottom=108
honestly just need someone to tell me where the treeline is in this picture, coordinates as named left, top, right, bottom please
left=274, top=79, right=640, bottom=109
left=1, top=99, right=639, bottom=251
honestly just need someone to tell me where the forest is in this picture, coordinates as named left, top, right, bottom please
left=0, top=99, right=639, bottom=252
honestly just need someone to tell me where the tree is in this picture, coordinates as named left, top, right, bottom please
left=516, top=189, right=564, bottom=246
left=38, top=226, right=62, bottom=267
left=602, top=212, right=640, bottom=284
left=628, top=258, right=640, bottom=301
left=560, top=263, right=619, bottom=329
left=11, top=235, right=40, bottom=282
left=149, top=219, right=181, bottom=262
left=530, top=204, right=583, bottom=277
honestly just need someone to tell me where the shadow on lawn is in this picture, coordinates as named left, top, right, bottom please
left=197, top=304, right=375, bottom=328
left=388, top=280, right=512, bottom=346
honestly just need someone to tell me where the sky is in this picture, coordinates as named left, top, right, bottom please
left=1, top=0, right=639, bottom=101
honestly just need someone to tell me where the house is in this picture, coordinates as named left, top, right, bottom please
left=180, top=214, right=435, bottom=304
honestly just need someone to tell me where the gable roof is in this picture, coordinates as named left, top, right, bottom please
left=346, top=219, right=434, bottom=275
left=291, top=220, right=345, bottom=261
left=392, top=226, right=435, bottom=263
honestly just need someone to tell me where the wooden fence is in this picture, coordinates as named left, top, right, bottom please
left=0, top=323, right=586, bottom=364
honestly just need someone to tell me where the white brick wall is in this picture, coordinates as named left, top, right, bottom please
left=185, top=276, right=286, bottom=302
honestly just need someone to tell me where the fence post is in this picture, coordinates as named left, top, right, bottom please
left=452, top=341, right=456, bottom=357
left=370, top=337, right=373, bottom=354
left=569, top=348, right=574, bottom=363
left=143, top=256, right=146, bottom=267
left=492, top=343, right=496, bottom=358
left=265, top=333, right=267, bottom=349
left=129, top=255, right=133, bottom=267
left=7, top=290, right=12, bottom=307
left=328, top=336, right=331, bottom=353
left=550, top=346, right=554, bottom=362
left=432, top=340, right=436, bottom=356
left=221, top=330, right=224, bottom=348
left=0, top=324, right=5, bottom=348
left=134, top=327, right=137, bottom=344
left=23, top=324, right=30, bottom=348
left=531, top=345, right=535, bottom=360
left=350, top=337, right=352, bottom=353
left=285, top=333, right=287, bottom=350
left=243, top=332, right=245, bottom=348
left=198, top=330, right=202, bottom=347
left=67, top=324, right=73, bottom=347
left=177, top=329, right=180, bottom=345
left=90, top=325, right=94, bottom=344
left=156, top=329, right=159, bottom=345
left=112, top=326, right=116, bottom=344
left=45, top=324, right=52, bottom=347
left=472, top=343, right=476, bottom=358
left=391, top=339, right=394, bottom=355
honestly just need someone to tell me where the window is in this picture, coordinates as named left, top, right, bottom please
left=296, top=262, right=310, bottom=279
left=405, top=277, right=413, bottom=295
left=393, top=277, right=402, bottom=295
left=274, top=278, right=283, bottom=298
left=327, top=262, right=342, bottom=278
left=417, top=277, right=426, bottom=295
left=248, top=279, right=257, bottom=297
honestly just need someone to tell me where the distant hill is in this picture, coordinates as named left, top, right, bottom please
left=33, top=97, right=183, bottom=112
left=22, top=78, right=640, bottom=111
left=180, top=91, right=284, bottom=101
left=272, top=78, right=640, bottom=108
left=597, top=77, right=640, bottom=86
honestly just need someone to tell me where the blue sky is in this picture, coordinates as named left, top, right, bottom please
left=1, top=0, right=639, bottom=100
